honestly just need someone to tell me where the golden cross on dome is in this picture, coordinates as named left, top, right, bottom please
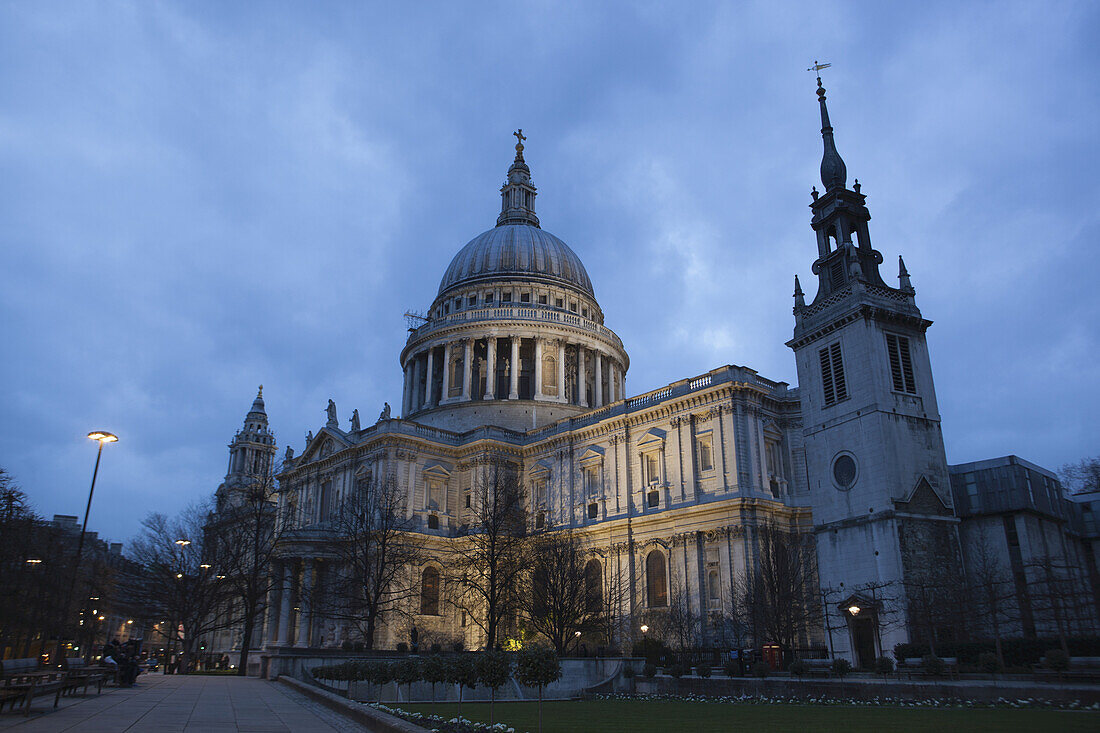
left=513, top=129, right=526, bottom=150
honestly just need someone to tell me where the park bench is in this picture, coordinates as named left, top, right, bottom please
left=801, top=659, right=833, bottom=677
left=62, top=658, right=111, bottom=696
left=900, top=656, right=959, bottom=680
left=0, top=658, right=67, bottom=717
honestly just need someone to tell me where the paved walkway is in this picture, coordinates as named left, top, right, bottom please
left=0, top=674, right=369, bottom=732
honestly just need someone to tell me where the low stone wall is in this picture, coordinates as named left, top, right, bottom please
left=278, top=676, right=429, bottom=733
left=264, top=651, right=627, bottom=703
left=629, top=675, right=1100, bottom=704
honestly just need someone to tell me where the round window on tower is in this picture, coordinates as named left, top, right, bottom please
left=832, top=453, right=858, bottom=490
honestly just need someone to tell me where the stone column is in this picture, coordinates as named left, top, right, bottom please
left=577, top=347, right=587, bottom=407
left=278, top=562, right=293, bottom=645
left=297, top=560, right=313, bottom=647
left=557, top=340, right=566, bottom=402
left=534, top=338, right=544, bottom=399
left=461, top=339, right=473, bottom=400
left=411, top=355, right=422, bottom=411
left=441, top=341, right=453, bottom=401
left=401, top=362, right=411, bottom=416
left=263, top=561, right=281, bottom=647
left=594, top=351, right=604, bottom=408
left=713, top=407, right=728, bottom=491
left=424, top=348, right=434, bottom=407
left=485, top=336, right=497, bottom=400
left=509, top=336, right=520, bottom=400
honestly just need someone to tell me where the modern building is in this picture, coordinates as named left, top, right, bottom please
left=950, top=456, right=1099, bottom=640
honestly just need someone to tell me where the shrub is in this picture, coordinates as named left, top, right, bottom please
left=631, top=637, right=672, bottom=664
left=751, top=661, right=770, bottom=678
left=447, top=655, right=479, bottom=715
left=979, top=652, right=1003, bottom=674
left=788, top=659, right=807, bottom=678
left=476, top=650, right=513, bottom=725
left=722, top=658, right=739, bottom=677
left=922, top=654, right=945, bottom=676
left=621, top=663, right=634, bottom=678
left=695, top=662, right=712, bottom=678
left=340, top=640, right=353, bottom=652
left=643, top=662, right=657, bottom=678
left=1045, top=649, right=1070, bottom=671
left=830, top=658, right=852, bottom=678
left=421, top=655, right=449, bottom=707
left=515, top=646, right=562, bottom=733
left=452, top=640, right=465, bottom=653
left=875, top=656, right=895, bottom=676
left=396, top=642, right=409, bottom=654
left=353, top=641, right=365, bottom=652
left=667, top=662, right=685, bottom=678
left=430, top=643, right=442, bottom=654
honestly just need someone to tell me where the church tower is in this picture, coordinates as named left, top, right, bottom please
left=787, top=73, right=960, bottom=665
left=217, top=386, right=277, bottom=509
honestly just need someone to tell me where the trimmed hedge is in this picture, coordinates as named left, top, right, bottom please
left=894, top=636, right=1100, bottom=668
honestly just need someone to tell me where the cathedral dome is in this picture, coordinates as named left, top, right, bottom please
left=437, top=224, right=594, bottom=299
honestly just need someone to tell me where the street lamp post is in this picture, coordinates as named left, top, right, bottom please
left=58, top=431, right=117, bottom=665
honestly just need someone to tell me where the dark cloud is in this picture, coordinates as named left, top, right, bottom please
left=1, top=1, right=1097, bottom=544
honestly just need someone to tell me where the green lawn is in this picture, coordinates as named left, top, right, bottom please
left=394, top=699, right=1100, bottom=733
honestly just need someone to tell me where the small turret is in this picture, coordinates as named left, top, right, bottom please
left=794, top=275, right=806, bottom=309
left=496, top=130, right=540, bottom=228
left=899, top=255, right=914, bottom=292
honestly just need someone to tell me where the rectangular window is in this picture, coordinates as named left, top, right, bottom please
left=819, top=342, right=848, bottom=406
left=455, top=297, right=463, bottom=310
left=644, top=453, right=660, bottom=486
left=468, top=295, right=477, bottom=307
left=885, top=333, right=916, bottom=394
left=696, top=435, right=714, bottom=472
left=538, top=294, right=547, bottom=304
left=520, top=292, right=531, bottom=303
left=428, top=481, right=442, bottom=510
left=569, top=301, right=577, bottom=312
left=587, top=502, right=599, bottom=519
left=535, top=479, right=547, bottom=504
left=485, top=293, right=494, bottom=304
left=464, top=490, right=471, bottom=509
left=583, top=466, right=600, bottom=496
left=502, top=292, right=512, bottom=303
left=555, top=298, right=563, bottom=308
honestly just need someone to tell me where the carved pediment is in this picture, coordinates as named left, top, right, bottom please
left=422, top=462, right=453, bottom=479
left=578, top=446, right=605, bottom=464
left=637, top=428, right=666, bottom=449
left=530, top=459, right=553, bottom=477
left=894, top=476, right=951, bottom=516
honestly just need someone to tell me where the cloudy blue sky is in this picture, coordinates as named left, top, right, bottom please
left=1, top=1, right=1097, bottom=545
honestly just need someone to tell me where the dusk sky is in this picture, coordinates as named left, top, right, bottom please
left=2, top=1, right=1097, bottom=547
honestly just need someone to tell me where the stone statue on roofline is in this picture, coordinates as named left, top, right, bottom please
left=350, top=409, right=361, bottom=432
left=326, top=399, right=338, bottom=427
left=379, top=402, right=391, bottom=421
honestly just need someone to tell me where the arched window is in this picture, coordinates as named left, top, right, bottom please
left=585, top=559, right=603, bottom=613
left=420, top=566, right=440, bottom=616
left=646, top=550, right=667, bottom=607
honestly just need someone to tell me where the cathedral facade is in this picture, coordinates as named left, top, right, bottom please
left=240, top=81, right=987, bottom=669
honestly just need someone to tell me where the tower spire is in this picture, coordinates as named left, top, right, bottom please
left=497, top=129, right=540, bottom=228
left=809, top=62, right=847, bottom=192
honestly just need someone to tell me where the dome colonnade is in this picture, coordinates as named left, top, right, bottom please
left=399, top=133, right=629, bottom=431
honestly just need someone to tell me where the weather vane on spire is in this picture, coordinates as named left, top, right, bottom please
left=513, top=128, right=526, bottom=152
left=807, top=60, right=831, bottom=88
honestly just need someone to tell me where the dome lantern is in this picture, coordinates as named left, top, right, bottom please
left=497, top=129, right=540, bottom=228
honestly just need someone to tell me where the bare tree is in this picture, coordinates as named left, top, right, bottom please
left=1026, top=553, right=1094, bottom=654
left=736, top=521, right=821, bottom=661
left=592, top=557, right=630, bottom=652
left=129, top=506, right=234, bottom=672
left=524, top=529, right=592, bottom=654
left=964, top=526, right=1018, bottom=665
left=448, top=456, right=528, bottom=649
left=663, top=579, right=700, bottom=664
left=318, top=474, right=422, bottom=650
left=1060, top=456, right=1100, bottom=496
left=206, top=464, right=284, bottom=675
